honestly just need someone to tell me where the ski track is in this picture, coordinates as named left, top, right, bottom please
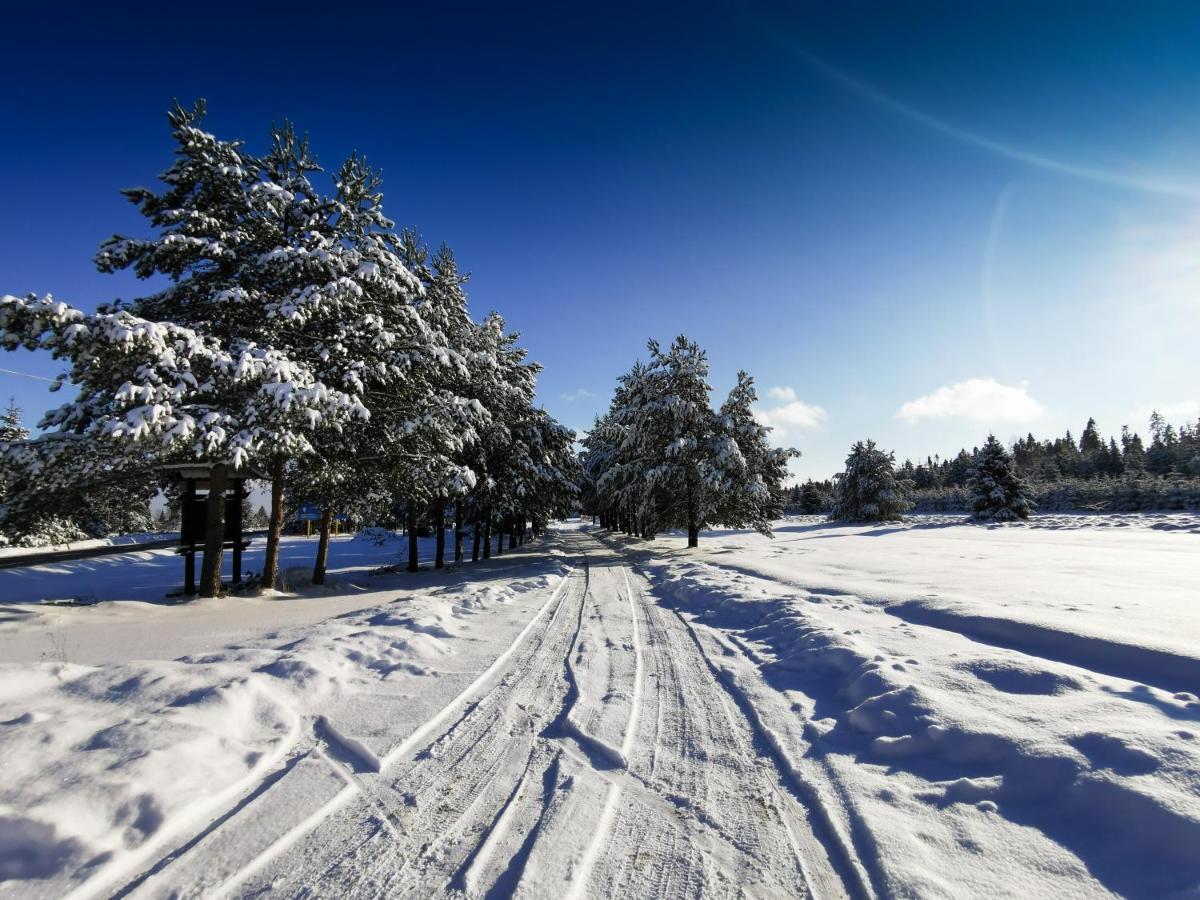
left=108, top=531, right=851, bottom=899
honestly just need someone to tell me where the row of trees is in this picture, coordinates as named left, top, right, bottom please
left=899, top=414, right=1200, bottom=489
left=580, top=336, right=796, bottom=546
left=0, top=101, right=578, bottom=593
left=789, top=415, right=1200, bottom=524
left=816, top=436, right=1034, bottom=523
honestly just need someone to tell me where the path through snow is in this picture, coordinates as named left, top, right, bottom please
left=3, top=517, right=1197, bottom=898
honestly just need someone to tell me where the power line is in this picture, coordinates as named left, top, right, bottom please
left=0, top=364, right=57, bottom=381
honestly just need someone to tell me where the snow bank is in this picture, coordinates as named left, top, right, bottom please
left=0, top=555, right=568, bottom=897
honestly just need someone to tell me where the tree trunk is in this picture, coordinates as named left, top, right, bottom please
left=482, top=514, right=492, bottom=559
left=260, top=454, right=285, bottom=593
left=433, top=497, right=445, bottom=570
left=407, top=501, right=419, bottom=572
left=495, top=520, right=504, bottom=555
left=472, top=518, right=481, bottom=562
left=454, top=502, right=464, bottom=564
left=313, top=503, right=333, bottom=584
left=199, top=463, right=228, bottom=598
left=688, top=520, right=699, bottom=548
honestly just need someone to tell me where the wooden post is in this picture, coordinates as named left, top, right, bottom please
left=454, top=502, right=464, bottom=564
left=261, top=455, right=284, bottom=593
left=199, top=463, right=228, bottom=597
left=313, top=503, right=333, bottom=584
left=184, top=478, right=196, bottom=595
left=407, top=501, right=419, bottom=573
left=434, top=497, right=445, bottom=570
left=231, top=479, right=243, bottom=585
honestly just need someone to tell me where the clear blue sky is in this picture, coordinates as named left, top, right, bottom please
left=2, top=2, right=1197, bottom=479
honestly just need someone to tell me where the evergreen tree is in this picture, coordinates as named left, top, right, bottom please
left=1121, top=426, right=1146, bottom=471
left=1079, top=417, right=1103, bottom=454
left=583, top=337, right=795, bottom=546
left=968, top=435, right=1036, bottom=521
left=798, top=480, right=826, bottom=514
left=828, top=440, right=911, bottom=522
left=0, top=399, right=28, bottom=442
left=713, top=371, right=799, bottom=534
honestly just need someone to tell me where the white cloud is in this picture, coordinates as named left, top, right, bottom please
left=896, top=378, right=1044, bottom=425
left=1142, top=400, right=1200, bottom=423
left=754, top=386, right=828, bottom=438
left=561, top=388, right=597, bottom=402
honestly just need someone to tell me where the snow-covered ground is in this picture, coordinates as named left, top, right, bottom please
left=0, top=532, right=178, bottom=561
left=0, top=515, right=1197, bottom=898
left=606, top=513, right=1200, bottom=898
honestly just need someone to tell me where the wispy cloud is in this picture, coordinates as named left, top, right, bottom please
left=789, top=48, right=1200, bottom=201
left=754, top=386, right=827, bottom=438
left=560, top=387, right=597, bottom=403
left=1140, top=400, right=1200, bottom=423
left=896, top=378, right=1044, bottom=425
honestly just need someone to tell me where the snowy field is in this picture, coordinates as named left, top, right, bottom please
left=0, top=515, right=1197, bottom=898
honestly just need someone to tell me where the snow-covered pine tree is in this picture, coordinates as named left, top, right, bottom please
left=828, top=439, right=912, bottom=522
left=584, top=338, right=800, bottom=546
left=713, top=371, right=799, bottom=535
left=624, top=337, right=717, bottom=546
left=468, top=313, right=546, bottom=559
left=0, top=399, right=28, bottom=442
left=94, top=102, right=455, bottom=589
left=0, top=293, right=362, bottom=594
left=968, top=434, right=1036, bottom=521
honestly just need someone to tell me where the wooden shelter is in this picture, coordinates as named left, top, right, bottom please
left=163, top=463, right=254, bottom=594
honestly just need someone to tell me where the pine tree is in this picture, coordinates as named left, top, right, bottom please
left=1079, top=417, right=1103, bottom=454
left=713, top=371, right=799, bottom=533
left=968, top=435, right=1036, bottom=521
left=584, top=337, right=796, bottom=546
left=0, top=294, right=358, bottom=569
left=798, top=480, right=826, bottom=514
left=0, top=399, right=28, bottom=442
left=1121, top=426, right=1146, bottom=471
left=94, top=102, right=458, bottom=590
left=828, top=440, right=911, bottom=522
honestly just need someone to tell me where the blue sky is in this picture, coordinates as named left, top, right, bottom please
left=1, top=2, right=1197, bottom=478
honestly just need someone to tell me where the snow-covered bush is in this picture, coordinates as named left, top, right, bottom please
left=828, top=439, right=912, bottom=522
left=11, top=516, right=90, bottom=548
left=352, top=526, right=400, bottom=546
left=969, top=435, right=1036, bottom=521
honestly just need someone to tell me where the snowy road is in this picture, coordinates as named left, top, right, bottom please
left=7, top=516, right=1197, bottom=898
left=108, top=530, right=849, bottom=899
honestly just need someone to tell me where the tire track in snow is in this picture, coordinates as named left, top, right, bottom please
left=240, top=554, right=593, bottom=897
left=564, top=565, right=645, bottom=900
left=117, top=531, right=861, bottom=898
left=668, top=604, right=875, bottom=899
left=201, top=563, right=579, bottom=898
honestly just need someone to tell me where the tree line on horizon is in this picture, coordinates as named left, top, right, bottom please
left=0, top=101, right=579, bottom=591
left=788, top=412, right=1200, bottom=517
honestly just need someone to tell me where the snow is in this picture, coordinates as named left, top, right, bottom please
left=1, top=515, right=1197, bottom=898
left=0, top=537, right=570, bottom=897
left=602, top=513, right=1200, bottom=898
left=0, top=532, right=176, bottom=561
